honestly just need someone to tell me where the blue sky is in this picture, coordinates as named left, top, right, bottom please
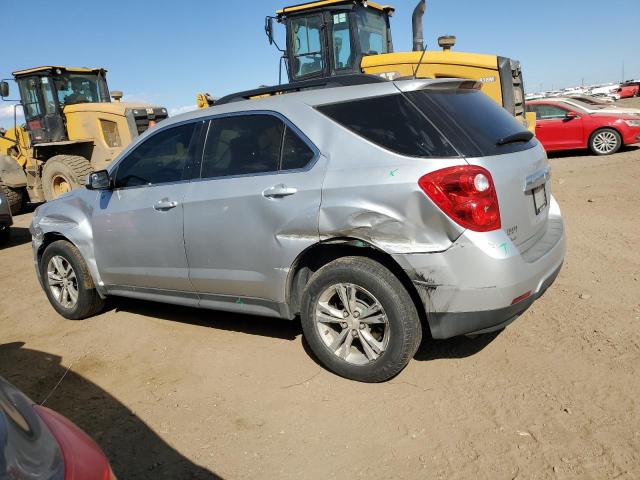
left=1, top=0, right=638, bottom=125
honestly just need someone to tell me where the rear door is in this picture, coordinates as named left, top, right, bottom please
left=182, top=113, right=325, bottom=310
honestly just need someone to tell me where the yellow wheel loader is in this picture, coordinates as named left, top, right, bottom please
left=0, top=66, right=168, bottom=213
left=192, top=1, right=534, bottom=129
left=264, top=0, right=534, bottom=128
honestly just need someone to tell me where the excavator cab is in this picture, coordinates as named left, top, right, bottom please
left=10, top=67, right=111, bottom=144
left=0, top=66, right=167, bottom=208
left=267, top=0, right=533, bottom=131
left=268, top=0, right=395, bottom=82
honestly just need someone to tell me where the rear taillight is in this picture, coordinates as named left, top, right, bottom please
left=418, top=165, right=501, bottom=232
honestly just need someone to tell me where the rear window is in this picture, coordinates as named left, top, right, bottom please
left=316, top=94, right=458, bottom=157
left=405, top=89, right=537, bottom=156
left=317, top=89, right=537, bottom=158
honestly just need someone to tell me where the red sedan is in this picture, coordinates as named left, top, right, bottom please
left=618, top=82, right=640, bottom=99
left=527, top=99, right=640, bottom=155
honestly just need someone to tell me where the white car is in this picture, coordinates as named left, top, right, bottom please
left=556, top=97, right=640, bottom=117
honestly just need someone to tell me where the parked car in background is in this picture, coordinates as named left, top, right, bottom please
left=569, top=94, right=614, bottom=105
left=527, top=99, right=640, bottom=155
left=617, top=82, right=640, bottom=99
left=0, top=376, right=116, bottom=479
left=0, top=184, right=12, bottom=244
left=561, top=97, right=640, bottom=116
left=31, top=78, right=565, bottom=382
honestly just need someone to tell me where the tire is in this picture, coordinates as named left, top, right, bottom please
left=41, top=155, right=93, bottom=201
left=589, top=128, right=622, bottom=156
left=40, top=240, right=105, bottom=320
left=0, top=180, right=25, bottom=215
left=300, top=256, right=422, bottom=383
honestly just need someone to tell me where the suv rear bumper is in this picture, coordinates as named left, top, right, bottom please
left=394, top=196, right=566, bottom=339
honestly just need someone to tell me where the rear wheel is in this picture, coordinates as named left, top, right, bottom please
left=300, top=256, right=422, bottom=382
left=0, top=180, right=25, bottom=215
left=42, top=155, right=93, bottom=201
left=589, top=128, right=621, bottom=155
left=40, top=240, right=105, bottom=319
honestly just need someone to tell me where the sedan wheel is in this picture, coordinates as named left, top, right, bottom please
left=47, top=255, right=79, bottom=309
left=590, top=129, right=621, bottom=155
left=315, top=283, right=390, bottom=365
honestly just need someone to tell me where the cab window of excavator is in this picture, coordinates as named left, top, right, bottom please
left=290, top=15, right=325, bottom=78
left=332, top=12, right=353, bottom=70
left=355, top=9, right=389, bottom=55
left=40, top=78, right=57, bottom=115
left=55, top=74, right=103, bottom=106
left=17, top=77, right=43, bottom=121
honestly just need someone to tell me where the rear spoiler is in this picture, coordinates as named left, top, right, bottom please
left=394, top=78, right=482, bottom=93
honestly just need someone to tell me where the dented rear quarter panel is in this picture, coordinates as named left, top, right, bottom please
left=313, top=112, right=466, bottom=254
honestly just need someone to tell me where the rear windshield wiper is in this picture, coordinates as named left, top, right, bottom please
left=496, top=131, right=534, bottom=146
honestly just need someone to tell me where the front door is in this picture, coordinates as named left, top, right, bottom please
left=534, top=104, right=584, bottom=150
left=92, top=121, right=202, bottom=292
left=183, top=113, right=325, bottom=311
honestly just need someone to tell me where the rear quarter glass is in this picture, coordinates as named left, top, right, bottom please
left=315, top=94, right=459, bottom=158
left=405, top=89, right=539, bottom=157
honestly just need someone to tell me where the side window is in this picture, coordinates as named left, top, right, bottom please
left=115, top=123, right=197, bottom=188
left=332, top=13, right=352, bottom=70
left=281, top=126, right=315, bottom=170
left=17, top=77, right=43, bottom=120
left=290, top=15, right=324, bottom=78
left=40, top=78, right=57, bottom=115
left=201, top=115, right=283, bottom=179
left=537, top=105, right=567, bottom=120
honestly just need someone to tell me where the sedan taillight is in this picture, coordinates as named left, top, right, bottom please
left=34, top=405, right=116, bottom=480
left=419, top=165, right=501, bottom=232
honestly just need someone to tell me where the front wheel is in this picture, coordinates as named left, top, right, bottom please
left=589, top=128, right=621, bottom=156
left=300, top=257, right=422, bottom=382
left=40, top=240, right=105, bottom=319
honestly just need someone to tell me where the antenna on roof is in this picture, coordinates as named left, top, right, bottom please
left=412, top=43, right=428, bottom=80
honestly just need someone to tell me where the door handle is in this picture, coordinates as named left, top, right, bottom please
left=262, top=184, right=298, bottom=199
left=153, top=198, right=178, bottom=211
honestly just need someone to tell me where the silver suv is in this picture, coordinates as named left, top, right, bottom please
left=31, top=79, right=565, bottom=382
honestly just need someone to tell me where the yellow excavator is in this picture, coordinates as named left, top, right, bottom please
left=0, top=66, right=168, bottom=213
left=198, top=0, right=533, bottom=130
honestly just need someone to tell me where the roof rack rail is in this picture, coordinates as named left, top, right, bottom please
left=216, top=74, right=387, bottom=105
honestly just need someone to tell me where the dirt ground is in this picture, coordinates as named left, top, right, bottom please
left=1, top=101, right=640, bottom=479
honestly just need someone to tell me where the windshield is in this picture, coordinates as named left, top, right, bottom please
left=53, top=73, right=110, bottom=106
left=355, top=9, right=389, bottom=55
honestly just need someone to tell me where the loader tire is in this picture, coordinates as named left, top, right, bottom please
left=42, top=155, right=94, bottom=201
left=0, top=180, right=25, bottom=215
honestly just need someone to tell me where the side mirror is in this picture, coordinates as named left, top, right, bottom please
left=86, top=170, right=112, bottom=190
left=0, top=81, right=9, bottom=98
left=565, top=111, right=580, bottom=120
left=265, top=16, right=274, bottom=45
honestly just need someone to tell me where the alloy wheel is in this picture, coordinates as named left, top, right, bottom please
left=592, top=131, right=619, bottom=154
left=314, top=283, right=390, bottom=365
left=47, top=255, right=79, bottom=309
